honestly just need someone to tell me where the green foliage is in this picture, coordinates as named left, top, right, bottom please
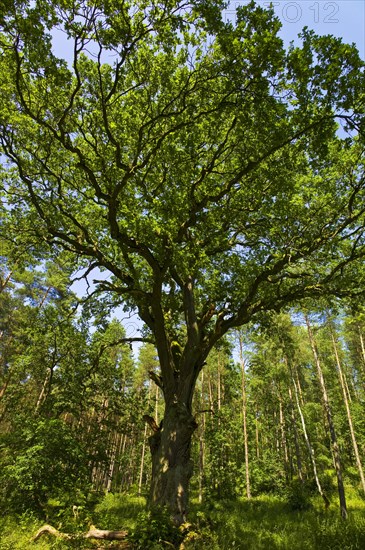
left=189, top=494, right=365, bottom=549
left=0, top=512, right=66, bottom=550
left=285, top=479, right=313, bottom=511
left=182, top=519, right=220, bottom=549
left=128, top=507, right=183, bottom=549
left=249, top=456, right=287, bottom=496
left=1, top=492, right=365, bottom=549
left=202, top=405, right=242, bottom=499
left=0, top=417, right=90, bottom=516
left=1, top=0, right=365, bottom=407
left=1, top=0, right=365, bottom=525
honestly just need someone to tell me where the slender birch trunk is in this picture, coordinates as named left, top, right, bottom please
left=208, top=374, right=214, bottom=412
left=198, top=371, right=205, bottom=503
left=107, top=431, right=122, bottom=492
left=343, top=372, right=352, bottom=404
left=217, top=354, right=222, bottom=496
left=138, top=424, right=148, bottom=495
left=330, top=325, right=365, bottom=495
left=292, top=375, right=329, bottom=506
left=255, top=405, right=260, bottom=459
left=238, top=334, right=251, bottom=498
left=0, top=270, right=13, bottom=293
left=38, top=286, right=51, bottom=309
left=116, top=433, right=127, bottom=492
left=305, top=315, right=347, bottom=519
left=279, top=394, right=289, bottom=479
left=296, top=371, right=305, bottom=407
left=35, top=367, right=52, bottom=412
left=288, top=384, right=303, bottom=481
left=106, top=429, right=119, bottom=492
left=155, top=385, right=159, bottom=425
left=274, top=409, right=280, bottom=454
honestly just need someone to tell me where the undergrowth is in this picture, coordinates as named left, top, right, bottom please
left=188, top=487, right=365, bottom=550
left=1, top=489, right=365, bottom=549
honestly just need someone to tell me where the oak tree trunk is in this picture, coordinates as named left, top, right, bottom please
left=148, top=402, right=198, bottom=524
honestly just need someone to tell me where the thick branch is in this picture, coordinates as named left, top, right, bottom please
left=149, top=279, right=178, bottom=404
left=177, top=115, right=341, bottom=240
left=149, top=370, right=164, bottom=390
left=143, top=414, right=161, bottom=432
left=183, top=276, right=200, bottom=349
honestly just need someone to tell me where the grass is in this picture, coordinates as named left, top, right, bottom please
left=0, top=496, right=146, bottom=550
left=188, top=490, right=365, bottom=550
left=0, top=511, right=63, bottom=550
left=1, top=490, right=365, bottom=549
left=93, top=493, right=146, bottom=531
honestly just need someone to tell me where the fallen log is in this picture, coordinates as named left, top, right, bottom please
left=84, top=528, right=129, bottom=540
left=33, top=525, right=72, bottom=541
left=33, top=524, right=130, bottom=546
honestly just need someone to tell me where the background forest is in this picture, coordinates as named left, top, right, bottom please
left=1, top=257, right=365, bottom=548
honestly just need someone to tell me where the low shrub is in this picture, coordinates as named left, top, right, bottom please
left=127, top=507, right=183, bottom=549
left=285, top=479, right=313, bottom=511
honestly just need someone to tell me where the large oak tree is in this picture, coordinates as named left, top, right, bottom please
left=1, top=0, right=365, bottom=522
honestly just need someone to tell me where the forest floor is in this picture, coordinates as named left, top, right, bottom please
left=1, top=490, right=365, bottom=549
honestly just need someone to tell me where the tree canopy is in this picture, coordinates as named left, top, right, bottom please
left=1, top=0, right=365, bottom=519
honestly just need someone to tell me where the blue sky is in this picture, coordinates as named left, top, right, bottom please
left=52, top=1, right=365, bottom=62
left=224, top=1, right=365, bottom=56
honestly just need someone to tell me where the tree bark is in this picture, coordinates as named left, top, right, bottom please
left=107, top=429, right=120, bottom=492
left=292, top=374, right=329, bottom=506
left=155, top=384, right=160, bottom=425
left=255, top=404, right=260, bottom=459
left=139, top=381, right=152, bottom=496
left=279, top=394, right=289, bottom=479
left=305, top=315, right=347, bottom=519
left=208, top=374, right=214, bottom=411
left=198, top=371, right=205, bottom=504
left=330, top=325, right=365, bottom=496
left=238, top=333, right=251, bottom=498
left=147, top=401, right=198, bottom=524
left=217, top=356, right=222, bottom=414
left=0, top=270, right=13, bottom=294
left=287, top=384, right=303, bottom=481
left=35, top=367, right=53, bottom=412
left=33, top=524, right=129, bottom=544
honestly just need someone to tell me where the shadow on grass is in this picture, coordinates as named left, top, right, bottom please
left=189, top=494, right=365, bottom=550
left=93, top=493, right=146, bottom=531
left=3, top=492, right=365, bottom=549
